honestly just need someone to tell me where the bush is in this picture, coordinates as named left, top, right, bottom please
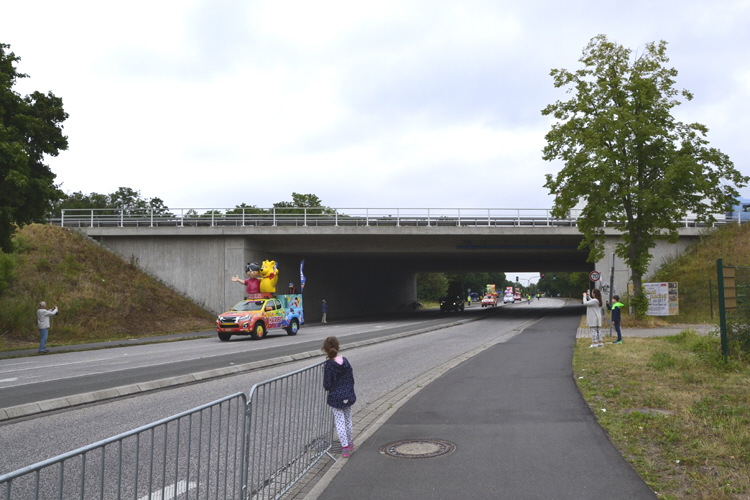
left=0, top=250, right=17, bottom=295
left=631, top=293, right=649, bottom=318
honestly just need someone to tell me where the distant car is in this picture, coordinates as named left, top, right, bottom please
left=440, top=295, right=464, bottom=313
left=503, top=295, right=514, bottom=304
left=481, top=294, right=498, bottom=307
left=514, top=293, right=522, bottom=302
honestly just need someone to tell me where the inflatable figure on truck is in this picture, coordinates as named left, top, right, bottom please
left=259, top=260, right=279, bottom=293
left=231, top=262, right=261, bottom=298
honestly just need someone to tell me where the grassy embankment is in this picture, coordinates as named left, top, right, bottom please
left=0, top=224, right=214, bottom=351
left=574, top=222, right=750, bottom=499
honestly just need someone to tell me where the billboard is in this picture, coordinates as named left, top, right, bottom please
left=644, top=282, right=679, bottom=316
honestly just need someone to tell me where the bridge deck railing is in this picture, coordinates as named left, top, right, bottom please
left=50, top=207, right=739, bottom=229
left=52, top=208, right=577, bottom=228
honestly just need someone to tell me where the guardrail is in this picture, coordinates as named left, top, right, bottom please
left=49, top=207, right=742, bottom=229
left=0, top=361, right=334, bottom=500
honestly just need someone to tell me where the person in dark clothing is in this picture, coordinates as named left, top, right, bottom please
left=322, top=336, right=356, bottom=457
left=611, top=295, right=625, bottom=344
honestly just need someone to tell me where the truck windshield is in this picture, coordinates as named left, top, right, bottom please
left=232, top=301, right=265, bottom=312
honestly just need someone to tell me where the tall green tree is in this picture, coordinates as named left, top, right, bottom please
left=542, top=35, right=749, bottom=310
left=0, top=43, right=68, bottom=252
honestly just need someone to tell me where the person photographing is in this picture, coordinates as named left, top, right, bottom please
left=36, top=301, right=59, bottom=354
left=583, top=289, right=603, bottom=348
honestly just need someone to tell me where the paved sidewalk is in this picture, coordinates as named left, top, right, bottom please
left=288, top=314, right=708, bottom=499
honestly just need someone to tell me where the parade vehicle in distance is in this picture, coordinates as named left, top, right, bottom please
left=216, top=294, right=304, bottom=341
left=503, top=294, right=515, bottom=304
left=481, top=294, right=498, bottom=307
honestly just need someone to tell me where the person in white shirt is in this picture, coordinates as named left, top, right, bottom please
left=36, top=301, right=59, bottom=353
left=583, top=289, right=603, bottom=347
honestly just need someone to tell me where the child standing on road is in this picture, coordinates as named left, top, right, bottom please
left=322, top=336, right=356, bottom=458
left=583, top=288, right=603, bottom=347
left=610, top=295, right=625, bottom=344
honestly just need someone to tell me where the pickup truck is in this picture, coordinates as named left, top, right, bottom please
left=216, top=294, right=304, bottom=341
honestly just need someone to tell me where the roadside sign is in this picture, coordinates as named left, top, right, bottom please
left=589, top=270, right=601, bottom=282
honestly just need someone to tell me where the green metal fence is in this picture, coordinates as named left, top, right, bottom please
left=717, top=259, right=750, bottom=362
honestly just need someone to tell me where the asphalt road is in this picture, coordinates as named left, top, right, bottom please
left=0, top=300, right=558, bottom=480
left=0, top=306, right=497, bottom=409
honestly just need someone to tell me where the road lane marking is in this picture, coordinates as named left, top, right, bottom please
left=0, top=355, right=130, bottom=375
left=138, top=480, right=196, bottom=500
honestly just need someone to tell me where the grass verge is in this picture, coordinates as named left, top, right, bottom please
left=0, top=224, right=214, bottom=351
left=573, top=330, right=750, bottom=499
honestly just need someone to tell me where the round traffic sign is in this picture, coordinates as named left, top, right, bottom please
left=589, top=271, right=601, bottom=282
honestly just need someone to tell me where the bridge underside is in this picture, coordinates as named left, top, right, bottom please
left=84, top=225, right=699, bottom=320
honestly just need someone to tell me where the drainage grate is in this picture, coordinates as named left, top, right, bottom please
left=379, top=439, right=456, bottom=459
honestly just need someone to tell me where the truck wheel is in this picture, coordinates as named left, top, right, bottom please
left=218, top=332, right=232, bottom=341
left=286, top=318, right=299, bottom=336
left=250, top=322, right=266, bottom=340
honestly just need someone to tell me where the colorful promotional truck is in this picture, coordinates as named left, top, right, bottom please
left=218, top=259, right=305, bottom=340
left=216, top=294, right=304, bottom=341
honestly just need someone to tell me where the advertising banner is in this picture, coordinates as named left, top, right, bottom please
left=644, top=282, right=679, bottom=316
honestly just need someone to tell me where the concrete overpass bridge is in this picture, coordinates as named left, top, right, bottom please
left=56, top=207, right=707, bottom=319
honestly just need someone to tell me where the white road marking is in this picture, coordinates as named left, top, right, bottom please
left=0, top=378, right=18, bottom=383
left=138, top=480, right=196, bottom=500
left=0, top=355, right=129, bottom=375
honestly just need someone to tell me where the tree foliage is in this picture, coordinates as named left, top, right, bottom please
left=272, top=193, right=337, bottom=215
left=542, top=35, right=749, bottom=299
left=53, top=187, right=171, bottom=216
left=416, top=273, right=449, bottom=302
left=0, top=43, right=68, bottom=252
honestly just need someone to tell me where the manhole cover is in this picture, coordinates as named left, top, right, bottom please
left=379, top=439, right=456, bottom=459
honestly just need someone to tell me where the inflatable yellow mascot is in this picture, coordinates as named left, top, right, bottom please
left=259, top=260, right=279, bottom=293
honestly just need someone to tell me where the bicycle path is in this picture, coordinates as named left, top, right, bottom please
left=307, top=306, right=659, bottom=499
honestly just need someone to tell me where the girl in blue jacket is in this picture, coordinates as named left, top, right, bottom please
left=322, top=336, right=357, bottom=457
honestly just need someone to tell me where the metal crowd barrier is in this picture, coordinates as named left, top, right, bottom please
left=0, top=361, right=334, bottom=500
left=244, top=361, right=333, bottom=500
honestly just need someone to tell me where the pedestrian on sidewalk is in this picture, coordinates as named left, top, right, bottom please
left=36, top=301, right=59, bottom=353
left=321, top=299, right=328, bottom=323
left=322, top=336, right=356, bottom=458
left=583, top=289, right=603, bottom=347
left=610, top=295, right=625, bottom=344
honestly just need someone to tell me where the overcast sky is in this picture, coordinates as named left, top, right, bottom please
left=3, top=0, right=749, bottom=211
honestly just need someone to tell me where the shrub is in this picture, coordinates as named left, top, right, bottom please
left=0, top=250, right=16, bottom=295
